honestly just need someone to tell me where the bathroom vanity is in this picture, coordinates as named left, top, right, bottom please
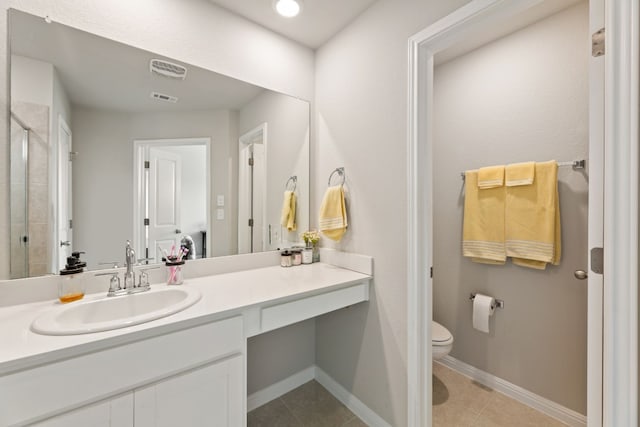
left=0, top=253, right=371, bottom=426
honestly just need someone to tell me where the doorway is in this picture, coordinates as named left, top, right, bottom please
left=403, top=0, right=636, bottom=425
left=133, top=138, right=210, bottom=263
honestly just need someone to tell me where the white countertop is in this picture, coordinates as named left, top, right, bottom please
left=0, top=263, right=371, bottom=375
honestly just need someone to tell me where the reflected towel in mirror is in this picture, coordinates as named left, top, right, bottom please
left=280, top=191, right=297, bottom=231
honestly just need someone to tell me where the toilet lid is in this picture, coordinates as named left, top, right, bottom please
left=432, top=321, right=453, bottom=344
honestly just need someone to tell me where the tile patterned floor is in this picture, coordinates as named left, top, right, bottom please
left=433, top=362, right=568, bottom=426
left=247, top=380, right=366, bottom=427
left=248, top=365, right=569, bottom=426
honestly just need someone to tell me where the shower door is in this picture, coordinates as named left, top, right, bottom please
left=10, top=115, right=29, bottom=279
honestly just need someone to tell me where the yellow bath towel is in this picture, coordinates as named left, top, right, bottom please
left=462, top=170, right=506, bottom=263
left=506, top=161, right=535, bottom=187
left=478, top=165, right=505, bottom=189
left=505, top=161, right=561, bottom=269
left=319, top=185, right=347, bottom=241
left=280, top=190, right=297, bottom=231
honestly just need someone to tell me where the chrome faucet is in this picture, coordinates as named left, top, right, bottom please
left=124, top=240, right=136, bottom=290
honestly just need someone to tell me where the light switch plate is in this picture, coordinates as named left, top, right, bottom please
left=217, top=195, right=224, bottom=206
left=216, top=208, right=224, bottom=220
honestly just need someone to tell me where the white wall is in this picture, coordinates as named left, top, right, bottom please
left=11, top=55, right=53, bottom=106
left=314, top=1, right=470, bottom=425
left=433, top=3, right=588, bottom=414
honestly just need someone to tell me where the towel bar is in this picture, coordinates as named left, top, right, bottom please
left=328, top=167, right=346, bottom=186
left=285, top=175, right=297, bottom=191
left=460, top=159, right=586, bottom=180
left=469, top=293, right=505, bottom=309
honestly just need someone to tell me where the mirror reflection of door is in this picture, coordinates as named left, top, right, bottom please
left=238, top=124, right=267, bottom=254
left=149, top=148, right=182, bottom=262
left=57, top=115, right=73, bottom=271
left=134, top=138, right=210, bottom=263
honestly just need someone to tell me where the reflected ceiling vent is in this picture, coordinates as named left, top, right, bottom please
left=150, top=91, right=178, bottom=103
left=149, top=59, right=188, bottom=80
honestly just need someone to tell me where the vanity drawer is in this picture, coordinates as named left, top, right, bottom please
left=0, top=316, right=243, bottom=426
left=259, top=282, right=369, bottom=334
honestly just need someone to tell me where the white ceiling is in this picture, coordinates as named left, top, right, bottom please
left=207, top=0, right=378, bottom=49
left=10, top=10, right=265, bottom=113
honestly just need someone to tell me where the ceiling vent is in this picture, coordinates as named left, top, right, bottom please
left=149, top=59, right=187, bottom=80
left=150, top=91, right=178, bottom=103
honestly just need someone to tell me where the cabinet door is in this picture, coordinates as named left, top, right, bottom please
left=32, top=393, right=133, bottom=427
left=134, top=354, right=243, bottom=427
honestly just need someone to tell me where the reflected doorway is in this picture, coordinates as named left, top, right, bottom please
left=134, top=138, right=210, bottom=263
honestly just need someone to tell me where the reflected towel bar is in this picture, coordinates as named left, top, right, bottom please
left=460, top=159, right=586, bottom=180
left=285, top=175, right=297, bottom=192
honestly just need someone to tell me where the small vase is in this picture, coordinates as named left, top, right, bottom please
left=312, top=244, right=320, bottom=263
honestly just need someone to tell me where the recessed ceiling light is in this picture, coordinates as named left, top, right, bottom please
left=273, top=0, right=303, bottom=18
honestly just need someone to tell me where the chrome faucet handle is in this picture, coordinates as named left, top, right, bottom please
left=95, top=271, right=122, bottom=296
left=138, top=266, right=160, bottom=289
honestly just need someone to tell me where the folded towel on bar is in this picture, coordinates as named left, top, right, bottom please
left=462, top=170, right=506, bottom=264
left=505, top=161, right=535, bottom=186
left=319, top=185, right=348, bottom=241
left=478, top=165, right=505, bottom=189
left=280, top=190, right=297, bottom=231
left=505, top=160, right=561, bottom=269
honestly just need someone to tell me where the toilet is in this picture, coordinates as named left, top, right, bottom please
left=432, top=321, right=453, bottom=360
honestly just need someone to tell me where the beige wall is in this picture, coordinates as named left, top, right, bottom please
left=433, top=3, right=588, bottom=414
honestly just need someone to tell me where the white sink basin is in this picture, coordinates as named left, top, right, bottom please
left=31, top=286, right=202, bottom=335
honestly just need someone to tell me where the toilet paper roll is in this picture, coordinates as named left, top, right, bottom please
left=472, top=294, right=495, bottom=333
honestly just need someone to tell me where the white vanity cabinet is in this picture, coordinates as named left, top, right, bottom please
left=0, top=261, right=372, bottom=427
left=1, top=317, right=244, bottom=427
left=134, top=355, right=243, bottom=427
left=32, top=394, right=134, bottom=427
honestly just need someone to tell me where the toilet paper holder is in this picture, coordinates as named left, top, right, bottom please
left=469, top=293, right=504, bottom=309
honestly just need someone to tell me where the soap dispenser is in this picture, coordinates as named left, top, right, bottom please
left=59, top=251, right=87, bottom=303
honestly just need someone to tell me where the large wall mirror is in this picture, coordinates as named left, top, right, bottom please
left=8, top=9, right=310, bottom=278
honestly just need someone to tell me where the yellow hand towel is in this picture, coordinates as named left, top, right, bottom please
left=478, top=165, right=505, bottom=189
left=280, top=190, right=297, bottom=231
left=505, top=161, right=535, bottom=186
left=462, top=170, right=506, bottom=263
left=505, top=161, right=561, bottom=269
left=319, top=185, right=347, bottom=241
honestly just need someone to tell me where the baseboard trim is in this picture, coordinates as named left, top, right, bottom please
left=314, top=367, right=392, bottom=427
left=247, top=365, right=390, bottom=426
left=438, top=356, right=587, bottom=427
left=247, top=366, right=315, bottom=412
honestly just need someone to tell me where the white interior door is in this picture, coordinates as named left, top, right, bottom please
left=148, top=148, right=182, bottom=261
left=57, top=116, right=73, bottom=271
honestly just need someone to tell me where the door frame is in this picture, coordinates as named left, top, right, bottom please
left=56, top=114, right=73, bottom=273
left=133, top=137, right=211, bottom=263
left=406, top=0, right=638, bottom=426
